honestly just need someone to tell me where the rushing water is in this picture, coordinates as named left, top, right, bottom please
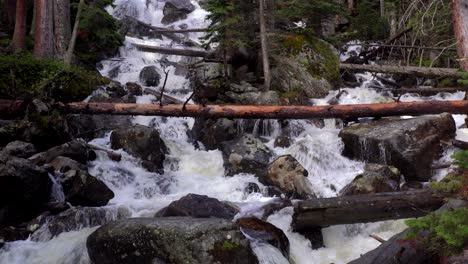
left=0, top=1, right=465, bottom=263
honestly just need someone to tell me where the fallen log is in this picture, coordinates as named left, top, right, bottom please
left=133, top=44, right=211, bottom=58
left=2, top=100, right=468, bottom=119
left=87, top=143, right=121, bottom=162
left=292, top=189, right=444, bottom=230
left=0, top=99, right=25, bottom=119
left=124, top=16, right=208, bottom=33
left=393, top=87, right=468, bottom=96
left=348, top=199, right=466, bottom=264
left=340, top=63, right=461, bottom=79
left=143, top=88, right=186, bottom=105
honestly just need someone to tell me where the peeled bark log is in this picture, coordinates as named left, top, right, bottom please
left=10, top=0, right=27, bottom=53
left=259, top=0, right=271, bottom=91
left=0, top=100, right=26, bottom=119
left=33, top=0, right=55, bottom=58
left=3, top=100, right=468, bottom=119
left=143, top=88, right=185, bottom=104
left=292, top=189, right=444, bottom=231
left=133, top=44, right=211, bottom=58
left=452, top=0, right=468, bottom=71
left=340, top=63, right=461, bottom=79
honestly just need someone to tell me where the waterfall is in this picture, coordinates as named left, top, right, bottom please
left=0, top=1, right=466, bottom=264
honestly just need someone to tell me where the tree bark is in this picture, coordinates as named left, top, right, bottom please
left=64, top=0, right=84, bottom=65
left=259, top=0, right=271, bottom=91
left=292, top=189, right=444, bottom=231
left=340, top=63, right=461, bottom=79
left=451, top=0, right=468, bottom=71
left=53, top=0, right=71, bottom=59
left=348, top=0, right=355, bottom=15
left=10, top=0, right=27, bottom=53
left=380, top=0, right=385, bottom=17
left=3, top=100, right=468, bottom=119
left=33, top=0, right=55, bottom=58
left=1, top=0, right=16, bottom=31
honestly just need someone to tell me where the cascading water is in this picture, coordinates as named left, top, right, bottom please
left=0, top=1, right=465, bottom=263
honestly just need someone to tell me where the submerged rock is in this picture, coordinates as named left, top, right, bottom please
left=273, top=136, right=291, bottom=148
left=339, top=114, right=455, bottom=181
left=237, top=217, right=289, bottom=259
left=30, top=206, right=130, bottom=241
left=57, top=169, right=114, bottom=207
left=0, top=153, right=51, bottom=226
left=1, top=141, right=37, bottom=158
left=263, top=155, right=314, bottom=199
left=221, top=135, right=272, bottom=176
left=111, top=125, right=168, bottom=174
left=161, top=0, right=196, bottom=24
left=155, top=193, right=238, bottom=219
left=139, top=66, right=161, bottom=87
left=340, top=163, right=401, bottom=196
left=87, top=217, right=258, bottom=264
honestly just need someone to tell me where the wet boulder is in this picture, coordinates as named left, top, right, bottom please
left=57, top=169, right=114, bottom=207
left=155, top=194, right=238, bottom=219
left=29, top=141, right=95, bottom=166
left=48, top=156, right=86, bottom=172
left=0, top=153, right=51, bottom=226
left=1, top=141, right=37, bottom=158
left=191, top=118, right=239, bottom=150
left=273, top=136, right=291, bottom=148
left=87, top=217, right=258, bottom=264
left=68, top=114, right=133, bottom=140
left=139, top=66, right=161, bottom=87
left=237, top=217, right=289, bottom=259
left=125, top=82, right=143, bottom=96
left=29, top=206, right=130, bottom=241
left=111, top=125, right=168, bottom=174
left=221, top=135, right=273, bottom=176
left=339, top=163, right=401, bottom=196
left=339, top=113, right=456, bottom=181
left=262, top=155, right=314, bottom=199
left=161, top=0, right=196, bottom=25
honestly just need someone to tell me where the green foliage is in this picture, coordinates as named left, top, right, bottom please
left=0, top=38, right=11, bottom=48
left=350, top=0, right=388, bottom=40
left=73, top=0, right=124, bottom=65
left=406, top=208, right=468, bottom=255
left=202, top=0, right=249, bottom=50
left=0, top=53, right=109, bottom=102
left=430, top=175, right=465, bottom=195
left=457, top=72, right=468, bottom=86
left=452, top=150, right=468, bottom=169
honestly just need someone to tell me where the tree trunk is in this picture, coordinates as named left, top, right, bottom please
left=33, top=0, right=55, bottom=58
left=133, top=44, right=212, bottom=58
left=380, top=0, right=385, bottom=17
left=1, top=0, right=16, bottom=31
left=53, top=0, right=71, bottom=59
left=348, top=0, right=355, bottom=15
left=452, top=0, right=468, bottom=71
left=64, top=0, right=84, bottom=65
left=340, top=63, right=461, bottom=79
left=259, top=0, right=271, bottom=91
left=293, top=189, right=444, bottom=231
left=10, top=0, right=27, bottom=53
left=3, top=100, right=468, bottom=119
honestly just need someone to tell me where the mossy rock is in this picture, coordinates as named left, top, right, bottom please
left=0, top=53, right=109, bottom=102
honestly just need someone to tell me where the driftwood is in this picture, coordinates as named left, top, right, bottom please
left=124, top=16, right=208, bottom=33
left=292, top=189, right=444, bottom=230
left=340, top=63, right=461, bottom=79
left=349, top=199, right=467, bottom=264
left=2, top=100, right=468, bottom=119
left=87, top=143, right=121, bottom=162
left=393, top=87, right=468, bottom=96
left=345, top=43, right=457, bottom=51
left=133, top=44, right=211, bottom=58
left=143, top=88, right=185, bottom=104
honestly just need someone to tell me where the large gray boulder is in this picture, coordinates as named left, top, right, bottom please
left=139, top=66, right=161, bottom=87
left=161, top=0, right=196, bottom=24
left=28, top=141, right=95, bottom=166
left=191, top=118, right=240, bottom=150
left=111, top=125, right=168, bottom=174
left=221, top=135, right=272, bottom=176
left=86, top=217, right=258, bottom=264
left=339, top=163, right=401, bottom=196
left=155, top=194, right=238, bottom=219
left=339, top=113, right=456, bottom=181
left=0, top=153, right=51, bottom=226
left=1, top=141, right=37, bottom=158
left=263, top=155, right=314, bottom=199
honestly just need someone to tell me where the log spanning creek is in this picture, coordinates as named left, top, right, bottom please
left=0, top=1, right=466, bottom=263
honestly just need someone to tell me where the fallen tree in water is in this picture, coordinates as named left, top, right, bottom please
left=2, top=100, right=468, bottom=119
left=340, top=63, right=461, bottom=79
left=133, top=44, right=211, bottom=58
left=292, top=189, right=444, bottom=230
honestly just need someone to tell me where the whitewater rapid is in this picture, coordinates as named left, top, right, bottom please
left=0, top=1, right=465, bottom=263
